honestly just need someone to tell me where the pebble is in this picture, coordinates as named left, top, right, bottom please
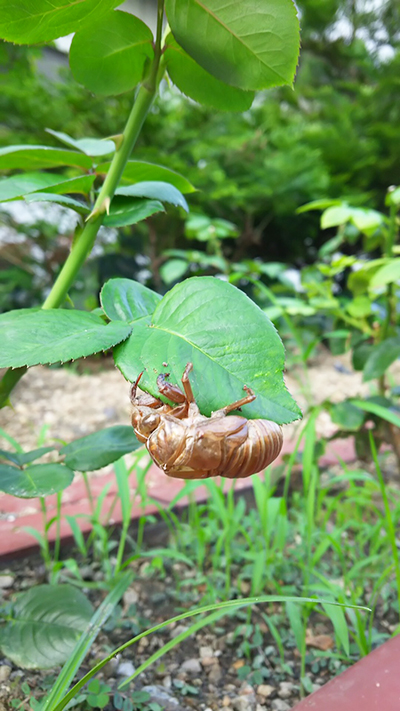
left=278, top=682, right=294, bottom=699
left=0, top=575, right=14, bottom=589
left=257, top=685, right=274, bottom=698
left=200, top=646, right=214, bottom=658
left=141, top=685, right=184, bottom=710
left=0, top=666, right=11, bottom=682
left=170, top=624, right=190, bottom=639
left=123, top=588, right=139, bottom=606
left=271, top=701, right=291, bottom=711
left=116, top=661, right=135, bottom=677
left=208, top=665, right=222, bottom=683
left=256, top=706, right=267, bottom=711
left=202, top=656, right=217, bottom=666
left=162, top=675, right=172, bottom=689
left=232, top=687, right=257, bottom=711
left=180, top=658, right=202, bottom=674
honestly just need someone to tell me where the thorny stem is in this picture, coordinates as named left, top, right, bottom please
left=0, top=0, right=166, bottom=408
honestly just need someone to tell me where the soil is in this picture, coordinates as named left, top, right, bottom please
left=0, top=552, right=369, bottom=711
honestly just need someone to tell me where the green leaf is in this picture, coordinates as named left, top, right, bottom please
left=160, top=259, right=189, bottom=285
left=0, top=172, right=95, bottom=203
left=61, top=426, right=141, bottom=472
left=349, top=208, right=384, bottom=234
left=321, top=205, right=384, bottom=233
left=321, top=602, right=349, bottom=656
left=0, top=145, right=93, bottom=171
left=0, top=585, right=93, bottom=669
left=165, top=0, right=300, bottom=91
left=24, top=193, right=90, bottom=216
left=346, top=296, right=372, bottom=318
left=347, top=259, right=386, bottom=294
left=0, top=0, right=121, bottom=44
left=363, top=337, right=400, bottom=382
left=0, top=450, right=24, bottom=466
left=387, top=187, right=400, bottom=206
left=114, top=276, right=301, bottom=424
left=352, top=399, right=400, bottom=429
left=46, top=129, right=116, bottom=157
left=39, top=174, right=96, bottom=197
left=0, top=309, right=132, bottom=368
left=103, top=198, right=164, bottom=228
left=320, top=204, right=352, bottom=229
left=164, top=34, right=254, bottom=112
left=352, top=342, right=374, bottom=371
left=70, top=11, right=154, bottom=96
left=0, top=462, right=74, bottom=497
left=115, top=181, right=189, bottom=212
left=96, top=160, right=195, bottom=193
left=330, top=401, right=365, bottom=431
left=370, top=259, right=400, bottom=288
left=100, top=278, right=161, bottom=323
left=296, top=199, right=342, bottom=214
left=2, top=446, right=55, bottom=466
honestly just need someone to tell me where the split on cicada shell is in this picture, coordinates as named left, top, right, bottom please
left=130, top=363, right=283, bottom=480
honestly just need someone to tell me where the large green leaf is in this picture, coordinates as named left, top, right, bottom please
left=96, top=160, right=195, bottom=193
left=0, top=309, right=132, bottom=368
left=0, top=172, right=95, bottom=202
left=0, top=145, right=93, bottom=171
left=114, top=277, right=301, bottom=424
left=61, top=426, right=141, bottom=471
left=363, top=337, right=400, bottom=382
left=46, top=129, right=116, bottom=157
left=115, top=181, right=189, bottom=212
left=0, top=0, right=120, bottom=44
left=100, top=278, right=162, bottom=323
left=103, top=198, right=164, bottom=227
left=70, top=11, right=154, bottom=96
left=0, top=462, right=74, bottom=497
left=0, top=585, right=94, bottom=669
left=164, top=34, right=254, bottom=111
left=165, top=0, right=300, bottom=91
left=24, top=192, right=90, bottom=216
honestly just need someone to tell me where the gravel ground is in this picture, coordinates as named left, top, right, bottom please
left=0, top=556, right=358, bottom=711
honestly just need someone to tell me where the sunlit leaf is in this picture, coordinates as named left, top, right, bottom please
left=164, top=34, right=254, bottom=111
left=115, top=276, right=301, bottom=424
left=0, top=0, right=121, bottom=44
left=165, top=0, right=300, bottom=91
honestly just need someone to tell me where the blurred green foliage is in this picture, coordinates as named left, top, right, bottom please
left=0, top=0, right=399, bottom=299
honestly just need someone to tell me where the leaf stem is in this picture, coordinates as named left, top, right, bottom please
left=0, top=1, right=166, bottom=407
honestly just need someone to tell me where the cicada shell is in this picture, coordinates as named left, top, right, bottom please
left=130, top=363, right=283, bottom=480
left=131, top=363, right=283, bottom=479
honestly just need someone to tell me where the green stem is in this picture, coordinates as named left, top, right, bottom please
left=39, top=497, right=51, bottom=569
left=0, top=0, right=166, bottom=406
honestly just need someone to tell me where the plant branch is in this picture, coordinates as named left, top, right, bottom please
left=0, top=1, right=166, bottom=408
